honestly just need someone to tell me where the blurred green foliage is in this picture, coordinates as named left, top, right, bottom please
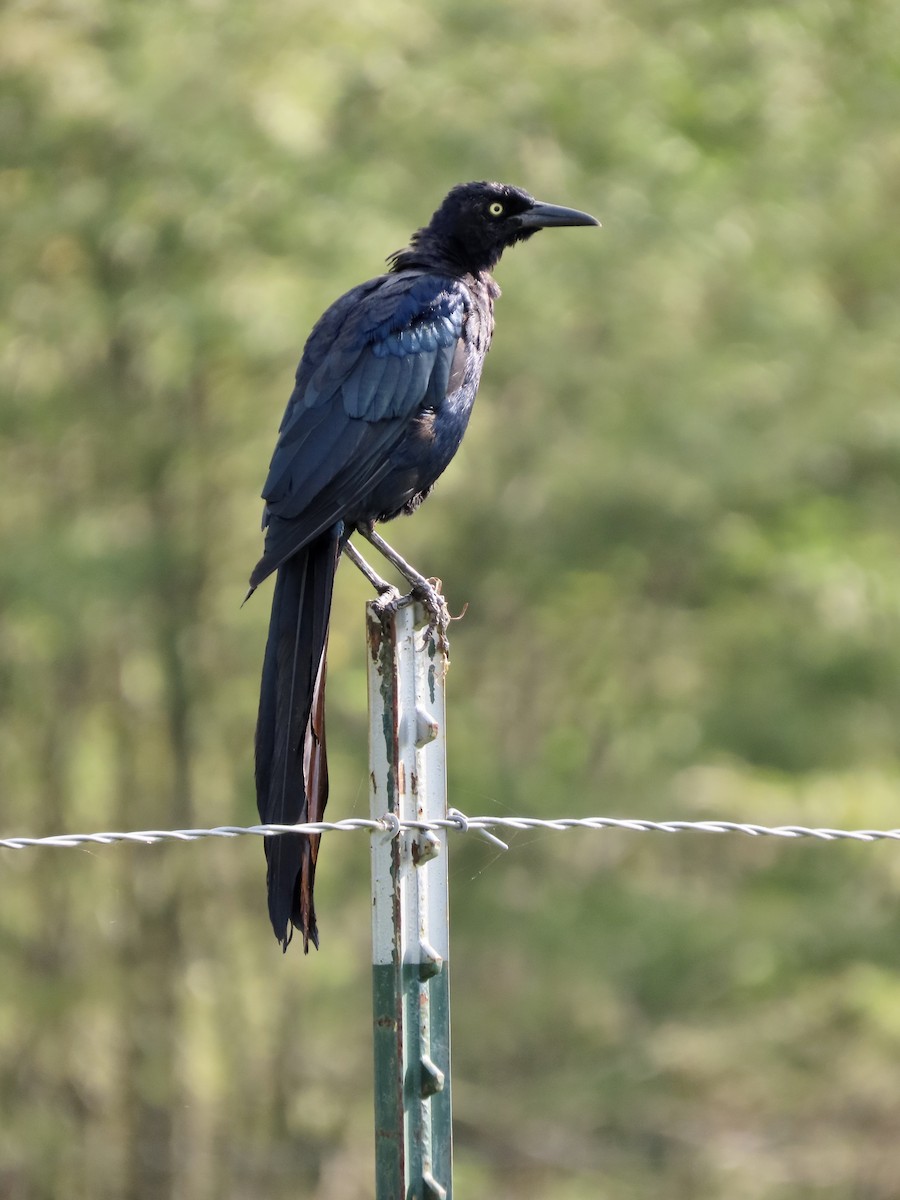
left=2, top=0, right=900, bottom=1196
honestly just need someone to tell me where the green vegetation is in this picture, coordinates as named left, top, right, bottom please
left=2, top=1, right=900, bottom=1195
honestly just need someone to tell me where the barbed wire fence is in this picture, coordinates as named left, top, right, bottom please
left=3, top=595, right=898, bottom=1199
left=6, top=811, right=900, bottom=854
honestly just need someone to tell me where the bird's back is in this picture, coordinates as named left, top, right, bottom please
left=251, top=267, right=496, bottom=586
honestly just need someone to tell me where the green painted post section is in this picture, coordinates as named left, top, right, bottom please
left=367, top=597, right=452, bottom=1200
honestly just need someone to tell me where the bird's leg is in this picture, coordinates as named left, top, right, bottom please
left=355, top=521, right=450, bottom=650
left=342, top=540, right=400, bottom=601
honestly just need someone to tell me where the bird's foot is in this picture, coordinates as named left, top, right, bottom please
left=371, top=577, right=450, bottom=656
left=370, top=582, right=404, bottom=614
left=354, top=523, right=451, bottom=655
left=412, top=577, right=451, bottom=658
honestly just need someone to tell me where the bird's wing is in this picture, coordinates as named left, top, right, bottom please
left=250, top=272, right=467, bottom=587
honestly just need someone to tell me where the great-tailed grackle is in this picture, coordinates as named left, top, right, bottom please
left=249, top=181, right=598, bottom=951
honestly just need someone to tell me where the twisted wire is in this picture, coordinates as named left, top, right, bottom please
left=2, top=811, right=900, bottom=852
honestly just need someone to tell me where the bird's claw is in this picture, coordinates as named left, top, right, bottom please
left=370, top=578, right=450, bottom=656
left=412, top=578, right=451, bottom=658
left=371, top=583, right=404, bottom=616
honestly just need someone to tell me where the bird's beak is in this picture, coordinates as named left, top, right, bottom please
left=517, top=200, right=600, bottom=230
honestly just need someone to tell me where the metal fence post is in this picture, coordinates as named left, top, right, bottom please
left=367, top=596, right=452, bottom=1200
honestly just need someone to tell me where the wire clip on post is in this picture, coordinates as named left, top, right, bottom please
left=367, top=594, right=452, bottom=1200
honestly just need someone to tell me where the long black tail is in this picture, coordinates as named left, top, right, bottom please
left=255, top=528, right=340, bottom=951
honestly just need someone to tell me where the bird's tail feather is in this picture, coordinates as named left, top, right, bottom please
left=255, top=527, right=340, bottom=951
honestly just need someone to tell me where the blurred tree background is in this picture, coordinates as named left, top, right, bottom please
left=2, top=0, right=900, bottom=1196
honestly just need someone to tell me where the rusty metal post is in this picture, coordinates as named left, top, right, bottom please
left=367, top=595, right=452, bottom=1200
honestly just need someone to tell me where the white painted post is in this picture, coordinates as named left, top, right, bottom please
left=367, top=596, right=452, bottom=1199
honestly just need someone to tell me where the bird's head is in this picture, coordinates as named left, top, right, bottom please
left=390, top=181, right=599, bottom=276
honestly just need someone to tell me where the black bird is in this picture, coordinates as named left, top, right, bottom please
left=249, top=181, right=599, bottom=950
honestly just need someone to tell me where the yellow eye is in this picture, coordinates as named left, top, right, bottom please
left=488, top=201, right=504, bottom=217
